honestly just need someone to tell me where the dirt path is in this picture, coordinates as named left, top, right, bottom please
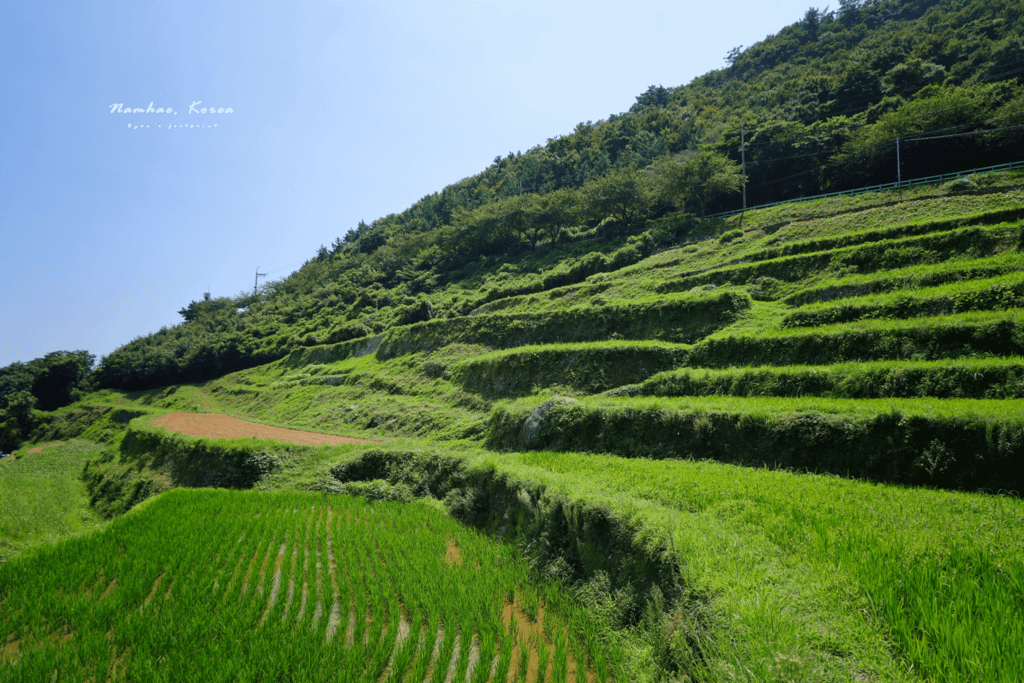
left=151, top=413, right=378, bottom=446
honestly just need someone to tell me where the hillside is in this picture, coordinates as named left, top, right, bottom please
left=87, top=0, right=1024, bottom=389
left=5, top=174, right=1019, bottom=681
left=4, top=0, right=1024, bottom=680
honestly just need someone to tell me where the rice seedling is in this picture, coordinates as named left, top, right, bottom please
left=0, top=488, right=610, bottom=682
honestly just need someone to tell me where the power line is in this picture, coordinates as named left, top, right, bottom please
left=254, top=268, right=267, bottom=297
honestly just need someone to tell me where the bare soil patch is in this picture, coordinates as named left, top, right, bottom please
left=1, top=637, right=19, bottom=664
left=151, top=413, right=378, bottom=446
left=24, top=441, right=66, bottom=454
left=502, top=598, right=594, bottom=683
left=444, top=538, right=463, bottom=565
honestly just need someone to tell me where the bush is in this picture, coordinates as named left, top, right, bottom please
left=718, top=229, right=744, bottom=244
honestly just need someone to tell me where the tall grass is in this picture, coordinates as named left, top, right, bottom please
left=487, top=394, right=1024, bottom=491
left=509, top=450, right=1024, bottom=682
left=782, top=250, right=1024, bottom=307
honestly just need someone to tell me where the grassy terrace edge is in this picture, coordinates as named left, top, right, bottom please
left=487, top=395, right=1024, bottom=492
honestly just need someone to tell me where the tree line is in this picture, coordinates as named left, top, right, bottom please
left=0, top=351, right=95, bottom=453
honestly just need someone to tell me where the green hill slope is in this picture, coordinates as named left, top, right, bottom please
left=8, top=1, right=1024, bottom=680
left=88, top=0, right=1024, bottom=390
left=37, top=176, right=1021, bottom=681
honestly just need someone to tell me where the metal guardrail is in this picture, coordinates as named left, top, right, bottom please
left=707, top=160, right=1023, bottom=220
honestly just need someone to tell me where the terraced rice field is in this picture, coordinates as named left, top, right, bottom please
left=72, top=183, right=1024, bottom=680
left=0, top=489, right=615, bottom=682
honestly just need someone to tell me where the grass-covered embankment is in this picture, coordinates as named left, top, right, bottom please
left=376, top=290, right=750, bottom=359
left=620, top=357, right=1024, bottom=400
left=488, top=395, right=1024, bottom=491
left=687, top=310, right=1024, bottom=367
left=450, top=341, right=690, bottom=398
left=497, top=450, right=1024, bottom=683
left=780, top=271, right=1024, bottom=327
left=658, top=223, right=1018, bottom=294
left=321, top=442, right=1024, bottom=682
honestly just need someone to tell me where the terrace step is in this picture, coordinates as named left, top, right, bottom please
left=781, top=251, right=1024, bottom=306
left=486, top=394, right=1024, bottom=492
left=611, top=357, right=1024, bottom=400
left=375, top=290, right=750, bottom=359
left=687, top=310, right=1024, bottom=367
left=780, top=273, right=1024, bottom=328
left=657, top=223, right=1017, bottom=293
left=449, top=341, right=691, bottom=398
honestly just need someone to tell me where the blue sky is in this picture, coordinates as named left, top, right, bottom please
left=1, top=0, right=818, bottom=369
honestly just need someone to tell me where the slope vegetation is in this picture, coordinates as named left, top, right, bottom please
left=40, top=177, right=1023, bottom=682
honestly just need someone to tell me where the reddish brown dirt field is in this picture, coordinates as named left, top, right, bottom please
left=151, top=413, right=378, bottom=446
left=24, top=441, right=66, bottom=454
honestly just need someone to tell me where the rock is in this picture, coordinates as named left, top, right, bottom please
left=519, top=397, right=579, bottom=448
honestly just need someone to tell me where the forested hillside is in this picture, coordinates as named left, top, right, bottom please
left=82, top=0, right=1024, bottom=389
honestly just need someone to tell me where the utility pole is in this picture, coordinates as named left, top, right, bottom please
left=254, top=268, right=266, bottom=297
left=740, top=118, right=747, bottom=211
left=896, top=137, right=902, bottom=188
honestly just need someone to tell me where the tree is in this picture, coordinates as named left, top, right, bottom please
left=30, top=351, right=96, bottom=411
left=0, top=390, right=37, bottom=453
left=631, top=85, right=670, bottom=112
left=803, top=7, right=823, bottom=41
left=529, top=188, right=578, bottom=246
left=178, top=296, right=238, bottom=323
left=581, top=167, right=653, bottom=228
left=654, top=151, right=742, bottom=217
left=882, top=59, right=945, bottom=97
left=838, top=0, right=861, bottom=25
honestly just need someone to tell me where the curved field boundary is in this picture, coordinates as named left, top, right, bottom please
left=151, top=413, right=378, bottom=446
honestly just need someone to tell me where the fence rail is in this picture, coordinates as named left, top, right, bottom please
left=707, top=160, right=1023, bottom=220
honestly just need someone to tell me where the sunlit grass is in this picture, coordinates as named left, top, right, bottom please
left=0, top=440, right=106, bottom=564
left=0, top=489, right=617, bottom=682
left=509, top=450, right=1024, bottom=682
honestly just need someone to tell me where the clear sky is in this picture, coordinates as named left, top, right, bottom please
left=1, top=0, right=818, bottom=369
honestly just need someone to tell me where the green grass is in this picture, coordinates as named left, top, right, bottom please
left=0, top=488, right=620, bottom=682
left=487, top=394, right=1024, bottom=491
left=205, top=351, right=491, bottom=440
left=658, top=223, right=1017, bottom=295
left=781, top=250, right=1024, bottom=307
left=622, top=357, right=1024, bottom=400
left=0, top=441, right=107, bottom=564
left=16, top=180, right=1024, bottom=682
left=689, top=309, right=1024, bottom=367
left=377, top=289, right=751, bottom=359
left=319, top=441, right=1024, bottom=681
left=561, top=393, right=1024, bottom=420
left=728, top=180, right=1024, bottom=240
left=505, top=450, right=1024, bottom=682
left=781, top=273, right=1024, bottom=327
left=450, top=341, right=691, bottom=398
